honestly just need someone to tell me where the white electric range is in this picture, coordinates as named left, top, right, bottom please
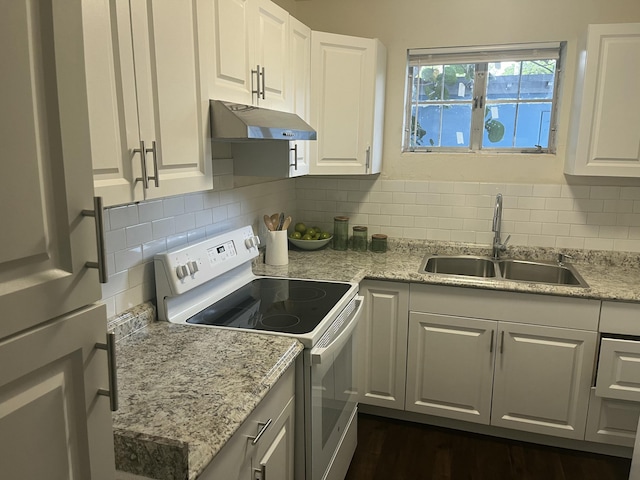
left=154, top=225, right=362, bottom=480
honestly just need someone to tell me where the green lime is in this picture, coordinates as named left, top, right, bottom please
left=302, top=233, right=313, bottom=240
left=290, top=231, right=302, bottom=239
left=320, top=232, right=331, bottom=239
left=294, top=223, right=306, bottom=233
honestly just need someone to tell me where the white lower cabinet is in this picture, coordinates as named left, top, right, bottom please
left=490, top=322, right=596, bottom=439
left=358, top=280, right=409, bottom=410
left=199, top=366, right=295, bottom=480
left=361, top=281, right=602, bottom=442
left=405, top=311, right=596, bottom=439
left=406, top=312, right=495, bottom=425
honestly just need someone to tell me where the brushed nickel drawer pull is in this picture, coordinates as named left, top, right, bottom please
left=82, top=196, right=108, bottom=283
left=96, top=332, right=118, bottom=411
left=249, top=418, right=272, bottom=445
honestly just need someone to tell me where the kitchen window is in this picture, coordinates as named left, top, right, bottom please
left=403, top=42, right=565, bottom=153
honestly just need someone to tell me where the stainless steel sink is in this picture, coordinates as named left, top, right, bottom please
left=420, top=254, right=588, bottom=287
left=497, top=259, right=588, bottom=287
left=422, top=255, right=496, bottom=278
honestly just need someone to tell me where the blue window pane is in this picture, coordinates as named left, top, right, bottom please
left=411, top=105, right=441, bottom=147
left=483, top=104, right=515, bottom=147
left=515, top=103, right=552, bottom=148
left=441, top=105, right=472, bottom=147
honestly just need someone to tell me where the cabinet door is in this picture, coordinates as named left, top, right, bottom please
left=491, top=323, right=596, bottom=439
left=253, top=396, right=295, bottom=480
left=358, top=281, right=409, bottom=410
left=208, top=0, right=256, bottom=105
left=289, top=17, right=311, bottom=177
left=130, top=0, right=213, bottom=199
left=0, top=304, right=115, bottom=479
left=1, top=0, right=103, bottom=339
left=310, top=32, right=383, bottom=175
left=83, top=0, right=145, bottom=206
left=406, top=312, right=496, bottom=424
left=566, top=23, right=640, bottom=176
left=255, top=0, right=291, bottom=112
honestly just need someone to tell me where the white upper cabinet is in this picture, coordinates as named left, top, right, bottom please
left=84, top=0, right=212, bottom=206
left=565, top=23, right=640, bottom=177
left=208, top=0, right=255, bottom=105
left=2, top=1, right=115, bottom=476
left=208, top=0, right=292, bottom=112
left=310, top=32, right=386, bottom=175
left=1, top=0, right=103, bottom=338
left=289, top=17, right=312, bottom=177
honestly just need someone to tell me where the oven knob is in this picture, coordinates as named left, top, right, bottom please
left=188, top=261, right=198, bottom=275
left=176, top=265, right=186, bottom=279
left=245, top=235, right=260, bottom=250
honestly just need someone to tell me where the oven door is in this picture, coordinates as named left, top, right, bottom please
left=306, top=295, right=363, bottom=480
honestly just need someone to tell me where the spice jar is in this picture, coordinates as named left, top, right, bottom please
left=371, top=233, right=388, bottom=253
left=352, top=226, right=368, bottom=251
left=333, top=216, right=349, bottom=250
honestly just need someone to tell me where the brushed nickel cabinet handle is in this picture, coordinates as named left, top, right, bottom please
left=82, top=196, right=108, bottom=283
left=365, top=146, right=371, bottom=171
left=249, top=418, right=272, bottom=445
left=490, top=330, right=495, bottom=353
left=146, top=141, right=159, bottom=187
left=500, top=330, right=505, bottom=354
left=252, top=65, right=262, bottom=103
left=261, top=66, right=266, bottom=99
left=96, top=332, right=118, bottom=411
left=133, top=140, right=149, bottom=189
left=290, top=144, right=298, bottom=170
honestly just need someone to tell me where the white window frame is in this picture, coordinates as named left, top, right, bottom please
left=403, top=42, right=565, bottom=154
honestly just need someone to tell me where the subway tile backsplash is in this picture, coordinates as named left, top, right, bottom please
left=101, top=176, right=640, bottom=320
left=101, top=179, right=296, bottom=319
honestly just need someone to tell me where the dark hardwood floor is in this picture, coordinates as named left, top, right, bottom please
left=345, top=414, right=631, bottom=480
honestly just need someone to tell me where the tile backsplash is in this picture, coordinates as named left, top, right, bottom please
left=296, top=178, right=640, bottom=252
left=101, top=176, right=640, bottom=319
left=101, top=178, right=296, bottom=319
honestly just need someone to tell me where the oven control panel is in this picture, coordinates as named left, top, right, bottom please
left=154, top=225, right=260, bottom=295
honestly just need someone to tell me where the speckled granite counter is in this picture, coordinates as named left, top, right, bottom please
left=112, top=322, right=303, bottom=480
left=111, top=240, right=640, bottom=479
left=253, top=242, right=640, bottom=303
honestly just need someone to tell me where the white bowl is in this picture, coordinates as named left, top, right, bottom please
left=288, top=236, right=333, bottom=250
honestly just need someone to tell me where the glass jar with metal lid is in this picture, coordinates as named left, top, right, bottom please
left=352, top=226, right=368, bottom=251
left=371, top=233, right=388, bottom=253
left=333, top=216, right=349, bottom=250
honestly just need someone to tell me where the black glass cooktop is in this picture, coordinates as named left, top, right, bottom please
left=187, top=278, right=352, bottom=334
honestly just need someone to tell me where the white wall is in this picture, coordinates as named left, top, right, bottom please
left=278, top=0, right=640, bottom=184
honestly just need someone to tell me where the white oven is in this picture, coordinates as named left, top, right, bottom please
left=306, top=294, right=362, bottom=480
left=154, top=225, right=362, bottom=480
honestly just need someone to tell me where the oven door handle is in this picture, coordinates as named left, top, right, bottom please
left=311, top=296, right=363, bottom=365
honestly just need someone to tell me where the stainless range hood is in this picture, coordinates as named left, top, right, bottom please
left=210, top=100, right=317, bottom=141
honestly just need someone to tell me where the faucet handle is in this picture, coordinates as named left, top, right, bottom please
left=557, top=252, right=572, bottom=264
left=499, top=234, right=511, bottom=252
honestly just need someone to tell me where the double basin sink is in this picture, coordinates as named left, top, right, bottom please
left=419, top=255, right=588, bottom=288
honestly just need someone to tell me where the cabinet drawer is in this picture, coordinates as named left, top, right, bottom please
left=600, top=301, right=640, bottom=335
left=596, top=338, right=640, bottom=402
left=585, top=388, right=640, bottom=447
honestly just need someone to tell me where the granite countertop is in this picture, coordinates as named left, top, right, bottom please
left=253, top=242, right=640, bottom=303
left=112, top=322, right=303, bottom=480
left=111, top=240, right=640, bottom=480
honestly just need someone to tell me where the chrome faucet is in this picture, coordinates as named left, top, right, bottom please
left=492, top=193, right=511, bottom=259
